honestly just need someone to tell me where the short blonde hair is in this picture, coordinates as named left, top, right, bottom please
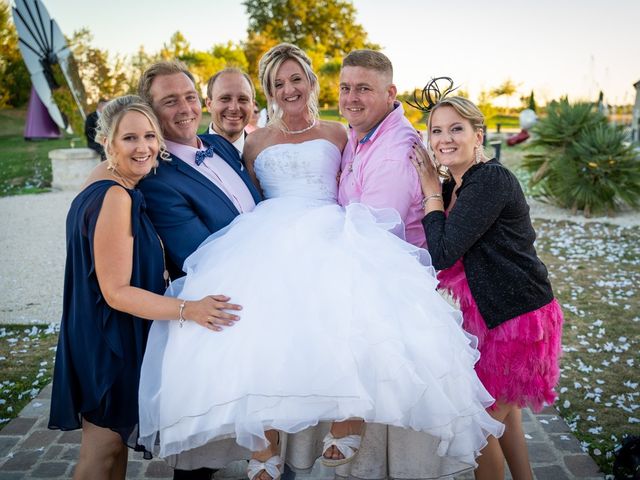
left=96, top=95, right=170, bottom=169
left=427, top=96, right=485, bottom=133
left=427, top=97, right=486, bottom=178
left=258, top=43, right=319, bottom=130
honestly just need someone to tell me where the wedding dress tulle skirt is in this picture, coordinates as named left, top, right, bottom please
left=138, top=197, right=503, bottom=462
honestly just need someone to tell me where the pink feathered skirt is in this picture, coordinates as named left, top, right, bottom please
left=438, top=260, right=563, bottom=413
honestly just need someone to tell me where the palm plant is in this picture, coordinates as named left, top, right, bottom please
left=522, top=99, right=640, bottom=216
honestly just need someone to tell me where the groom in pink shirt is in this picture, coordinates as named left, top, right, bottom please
left=334, top=49, right=450, bottom=480
left=337, top=49, right=424, bottom=248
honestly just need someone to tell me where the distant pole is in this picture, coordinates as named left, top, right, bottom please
left=491, top=141, right=502, bottom=161
left=632, top=80, right=640, bottom=143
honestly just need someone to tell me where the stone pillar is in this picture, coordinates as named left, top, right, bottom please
left=49, top=148, right=101, bottom=190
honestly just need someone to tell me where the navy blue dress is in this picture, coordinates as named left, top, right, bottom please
left=49, top=180, right=166, bottom=452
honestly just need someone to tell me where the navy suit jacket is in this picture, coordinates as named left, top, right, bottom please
left=138, top=134, right=262, bottom=279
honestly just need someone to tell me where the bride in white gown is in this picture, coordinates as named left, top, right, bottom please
left=138, top=43, right=503, bottom=480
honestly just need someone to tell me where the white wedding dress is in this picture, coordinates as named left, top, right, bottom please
left=138, top=139, right=503, bottom=465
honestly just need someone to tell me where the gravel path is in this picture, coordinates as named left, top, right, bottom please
left=0, top=190, right=638, bottom=326
left=0, top=190, right=74, bottom=324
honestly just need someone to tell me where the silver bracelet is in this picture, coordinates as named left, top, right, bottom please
left=421, top=193, right=443, bottom=209
left=178, top=300, right=187, bottom=328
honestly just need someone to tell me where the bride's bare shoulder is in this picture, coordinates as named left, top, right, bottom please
left=244, top=126, right=281, bottom=162
left=319, top=120, right=348, bottom=151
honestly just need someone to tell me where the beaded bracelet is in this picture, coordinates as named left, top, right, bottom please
left=178, top=300, right=187, bottom=328
left=421, top=193, right=443, bottom=209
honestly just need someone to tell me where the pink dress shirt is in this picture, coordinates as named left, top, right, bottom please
left=165, top=139, right=256, bottom=214
left=338, top=102, right=425, bottom=247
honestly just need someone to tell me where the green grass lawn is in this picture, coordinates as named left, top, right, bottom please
left=0, top=109, right=73, bottom=196
left=319, top=107, right=343, bottom=123
left=486, top=114, right=520, bottom=130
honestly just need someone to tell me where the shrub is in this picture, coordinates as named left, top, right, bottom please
left=522, top=99, right=640, bottom=216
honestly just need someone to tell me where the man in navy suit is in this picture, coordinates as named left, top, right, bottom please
left=138, top=61, right=262, bottom=280
left=137, top=61, right=262, bottom=479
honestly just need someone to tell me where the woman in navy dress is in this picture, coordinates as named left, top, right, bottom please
left=48, top=95, right=239, bottom=480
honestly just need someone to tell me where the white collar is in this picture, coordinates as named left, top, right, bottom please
left=208, top=124, right=245, bottom=154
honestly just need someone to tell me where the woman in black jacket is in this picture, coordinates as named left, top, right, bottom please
left=410, top=79, right=563, bottom=480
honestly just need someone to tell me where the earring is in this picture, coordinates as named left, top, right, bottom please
left=107, top=159, right=117, bottom=171
left=474, top=145, right=483, bottom=164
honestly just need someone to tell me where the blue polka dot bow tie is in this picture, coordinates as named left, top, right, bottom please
left=195, top=145, right=216, bottom=165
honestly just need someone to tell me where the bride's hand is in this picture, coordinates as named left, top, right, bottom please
left=410, top=141, right=442, bottom=198
left=183, top=295, right=242, bottom=332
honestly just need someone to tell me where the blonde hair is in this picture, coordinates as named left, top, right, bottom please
left=427, top=96, right=485, bottom=133
left=96, top=95, right=170, bottom=169
left=258, top=43, right=319, bottom=130
left=427, top=96, right=487, bottom=177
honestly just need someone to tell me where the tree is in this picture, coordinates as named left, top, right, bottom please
left=490, top=78, right=519, bottom=110
left=243, top=0, right=378, bottom=106
left=160, top=31, right=192, bottom=61
left=68, top=29, right=129, bottom=105
left=192, top=41, right=250, bottom=87
left=490, top=79, right=518, bottom=99
left=522, top=99, right=640, bottom=215
left=243, top=0, right=377, bottom=60
left=519, top=90, right=537, bottom=112
left=242, top=31, right=280, bottom=103
left=0, top=1, right=31, bottom=107
left=126, top=46, right=161, bottom=94
left=477, top=90, right=497, bottom=122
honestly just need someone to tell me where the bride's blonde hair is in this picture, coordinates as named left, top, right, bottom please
left=258, top=43, right=320, bottom=131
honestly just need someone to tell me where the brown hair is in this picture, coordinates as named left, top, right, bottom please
left=206, top=67, right=256, bottom=100
left=342, top=49, right=393, bottom=82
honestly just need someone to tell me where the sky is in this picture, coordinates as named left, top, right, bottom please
left=41, top=0, right=640, bottom=105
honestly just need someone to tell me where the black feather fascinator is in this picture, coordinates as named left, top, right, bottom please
left=406, top=76, right=458, bottom=113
